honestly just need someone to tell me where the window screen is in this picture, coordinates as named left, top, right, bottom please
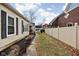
left=8, top=16, right=14, bottom=34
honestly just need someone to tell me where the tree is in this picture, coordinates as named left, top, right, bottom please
left=23, top=7, right=39, bottom=23
left=24, top=9, right=39, bottom=34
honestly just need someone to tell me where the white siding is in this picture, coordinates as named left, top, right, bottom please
left=0, top=4, right=29, bottom=51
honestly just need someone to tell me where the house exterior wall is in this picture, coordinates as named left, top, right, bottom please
left=58, top=6, right=79, bottom=27
left=58, top=13, right=66, bottom=27
left=52, top=6, right=79, bottom=27
left=0, top=4, right=29, bottom=51
left=52, top=17, right=59, bottom=28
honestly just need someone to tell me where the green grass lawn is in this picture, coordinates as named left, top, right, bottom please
left=36, top=32, right=74, bottom=56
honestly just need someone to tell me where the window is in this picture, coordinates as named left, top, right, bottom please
left=24, top=24, right=28, bottom=31
left=67, top=24, right=73, bottom=26
left=8, top=16, right=14, bottom=35
left=66, top=22, right=73, bottom=27
left=24, top=21, right=28, bottom=32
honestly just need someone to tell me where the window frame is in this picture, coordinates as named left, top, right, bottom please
left=66, top=22, right=73, bottom=27
left=6, top=14, right=16, bottom=37
left=23, top=20, right=29, bottom=32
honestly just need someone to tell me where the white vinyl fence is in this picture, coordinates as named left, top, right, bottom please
left=45, top=26, right=79, bottom=50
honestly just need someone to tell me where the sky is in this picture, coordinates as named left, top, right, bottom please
left=10, top=3, right=66, bottom=25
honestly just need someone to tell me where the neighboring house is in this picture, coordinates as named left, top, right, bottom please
left=49, top=16, right=60, bottom=28
left=43, top=24, right=49, bottom=28
left=0, top=3, right=30, bottom=51
left=49, top=3, right=79, bottom=27
left=35, top=25, right=43, bottom=32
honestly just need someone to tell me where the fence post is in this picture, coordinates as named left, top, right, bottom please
left=74, top=23, right=79, bottom=55
left=75, top=23, right=78, bottom=50
left=52, top=27, right=53, bottom=37
left=58, top=26, right=59, bottom=40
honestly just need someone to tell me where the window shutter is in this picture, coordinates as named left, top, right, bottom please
left=16, top=18, right=18, bottom=35
left=22, top=20, right=24, bottom=34
left=1, top=10, right=7, bottom=39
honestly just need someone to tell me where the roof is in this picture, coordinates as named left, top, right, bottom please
left=49, top=3, right=79, bottom=25
left=49, top=17, right=58, bottom=25
left=64, top=3, right=79, bottom=13
left=0, top=3, right=30, bottom=22
left=49, top=12, right=65, bottom=25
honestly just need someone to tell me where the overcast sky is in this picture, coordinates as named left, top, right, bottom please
left=10, top=3, right=66, bottom=25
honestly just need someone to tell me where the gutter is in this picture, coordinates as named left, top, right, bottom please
left=0, top=3, right=30, bottom=22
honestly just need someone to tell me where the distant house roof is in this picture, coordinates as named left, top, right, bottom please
left=49, top=3, right=79, bottom=25
left=64, top=3, right=79, bottom=13
left=49, top=17, right=58, bottom=25
left=49, top=12, right=64, bottom=25
left=1, top=3, right=30, bottom=22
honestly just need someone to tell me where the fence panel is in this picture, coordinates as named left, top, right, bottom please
left=45, top=28, right=52, bottom=36
left=52, top=28, right=59, bottom=39
left=59, top=26, right=76, bottom=48
left=45, top=26, right=78, bottom=49
left=77, top=26, right=79, bottom=49
left=45, top=29, right=49, bottom=35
